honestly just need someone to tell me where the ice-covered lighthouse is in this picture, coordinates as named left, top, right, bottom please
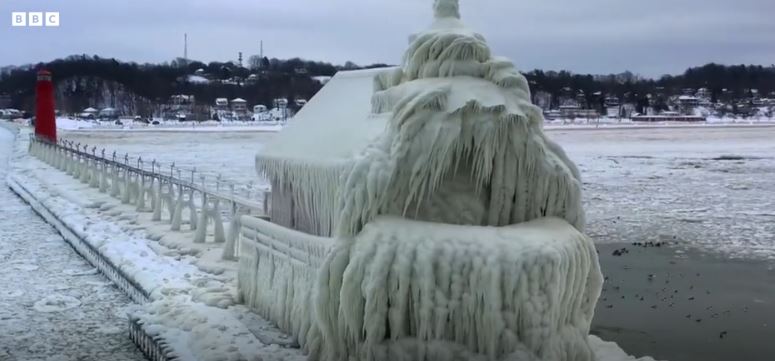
left=239, top=0, right=603, bottom=360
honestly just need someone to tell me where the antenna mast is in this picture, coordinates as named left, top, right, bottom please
left=184, top=33, right=188, bottom=63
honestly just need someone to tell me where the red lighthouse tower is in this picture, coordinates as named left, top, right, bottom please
left=35, top=69, right=57, bottom=142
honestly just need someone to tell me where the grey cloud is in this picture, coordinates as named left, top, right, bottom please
left=2, top=0, right=774, bottom=77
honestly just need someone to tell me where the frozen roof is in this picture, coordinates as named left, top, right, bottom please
left=187, top=75, right=210, bottom=84
left=83, top=107, right=98, bottom=112
left=257, top=67, right=396, bottom=165
left=312, top=76, right=333, bottom=84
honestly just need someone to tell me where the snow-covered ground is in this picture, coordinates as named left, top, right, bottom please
left=64, top=125, right=775, bottom=261
left=6, top=127, right=305, bottom=361
left=0, top=128, right=144, bottom=361
left=12, top=122, right=775, bottom=360
left=55, top=117, right=284, bottom=132
left=62, top=129, right=275, bottom=198
left=551, top=126, right=775, bottom=260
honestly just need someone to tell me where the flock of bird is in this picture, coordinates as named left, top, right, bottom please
left=597, top=242, right=742, bottom=341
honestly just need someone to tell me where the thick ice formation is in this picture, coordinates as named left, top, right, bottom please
left=314, top=217, right=601, bottom=361
left=245, top=1, right=601, bottom=360
left=308, top=0, right=595, bottom=359
left=335, top=0, right=582, bottom=237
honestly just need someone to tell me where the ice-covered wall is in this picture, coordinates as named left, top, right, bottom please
left=239, top=214, right=603, bottom=361
left=314, top=217, right=602, bottom=361
left=238, top=215, right=334, bottom=350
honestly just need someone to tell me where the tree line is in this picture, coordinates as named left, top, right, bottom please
left=524, top=63, right=775, bottom=110
left=1, top=55, right=773, bottom=115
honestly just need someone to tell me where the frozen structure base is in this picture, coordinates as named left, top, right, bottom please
left=239, top=216, right=602, bottom=361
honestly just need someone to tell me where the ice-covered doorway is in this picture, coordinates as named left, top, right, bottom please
left=0, top=128, right=145, bottom=361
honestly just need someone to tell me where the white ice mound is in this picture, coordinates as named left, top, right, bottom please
left=336, top=1, right=582, bottom=237
left=314, top=216, right=602, bottom=361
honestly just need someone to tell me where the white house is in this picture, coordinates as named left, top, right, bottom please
left=230, top=98, right=247, bottom=112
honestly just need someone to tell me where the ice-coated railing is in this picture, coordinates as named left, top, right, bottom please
left=238, top=215, right=333, bottom=345
left=28, top=134, right=269, bottom=260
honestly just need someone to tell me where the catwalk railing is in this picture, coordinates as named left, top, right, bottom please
left=28, top=134, right=269, bottom=260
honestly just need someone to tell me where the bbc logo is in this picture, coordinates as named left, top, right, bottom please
left=11, top=12, right=60, bottom=27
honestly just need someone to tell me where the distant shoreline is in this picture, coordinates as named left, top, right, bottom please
left=544, top=122, right=775, bottom=132
left=57, top=121, right=775, bottom=134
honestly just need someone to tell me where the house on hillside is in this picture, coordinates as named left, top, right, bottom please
left=252, top=105, right=270, bottom=121
left=604, top=96, right=621, bottom=117
left=231, top=98, right=249, bottom=120
left=273, top=98, right=288, bottom=109
left=677, top=95, right=700, bottom=115
left=211, top=98, right=230, bottom=121
left=559, top=104, right=599, bottom=119
left=231, top=98, right=247, bottom=112
left=164, top=94, right=196, bottom=121
left=80, top=107, right=98, bottom=119
left=215, top=98, right=229, bottom=110
left=98, top=107, right=119, bottom=120
left=245, top=74, right=259, bottom=85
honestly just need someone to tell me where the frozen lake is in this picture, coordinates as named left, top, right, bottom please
left=0, top=128, right=144, bottom=361
left=64, top=125, right=775, bottom=261
left=23, top=124, right=775, bottom=360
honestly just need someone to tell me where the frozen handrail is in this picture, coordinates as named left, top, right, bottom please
left=28, top=134, right=271, bottom=250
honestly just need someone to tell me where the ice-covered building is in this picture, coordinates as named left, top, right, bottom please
left=677, top=95, right=700, bottom=115
left=240, top=1, right=603, bottom=360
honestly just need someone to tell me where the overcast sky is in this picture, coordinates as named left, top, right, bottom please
left=2, top=0, right=774, bottom=77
